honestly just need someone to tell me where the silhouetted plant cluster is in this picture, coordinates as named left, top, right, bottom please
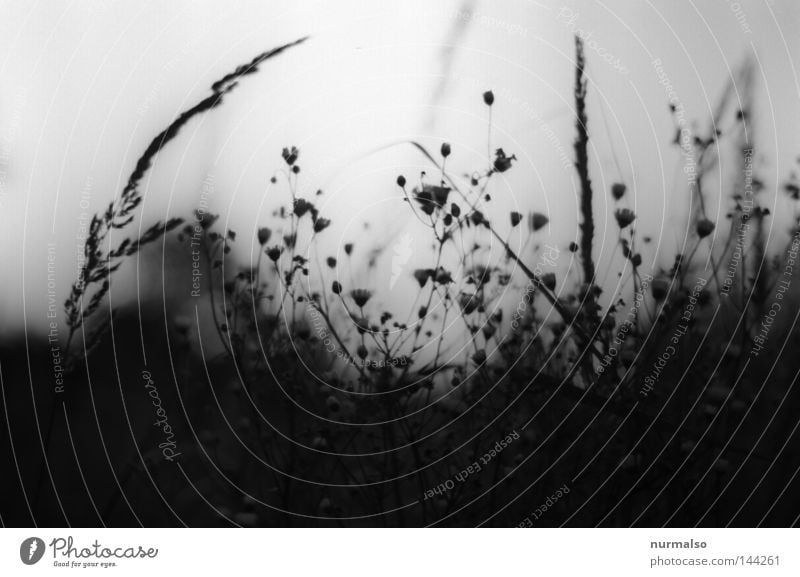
left=47, top=36, right=800, bottom=527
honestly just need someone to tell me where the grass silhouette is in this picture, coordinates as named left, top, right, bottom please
left=4, top=34, right=800, bottom=528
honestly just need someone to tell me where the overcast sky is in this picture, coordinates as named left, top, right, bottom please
left=2, top=0, right=799, bottom=338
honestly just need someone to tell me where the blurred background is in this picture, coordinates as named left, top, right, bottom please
left=2, top=0, right=799, bottom=339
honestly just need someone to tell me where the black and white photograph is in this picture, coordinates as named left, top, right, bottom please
left=1, top=0, right=799, bottom=571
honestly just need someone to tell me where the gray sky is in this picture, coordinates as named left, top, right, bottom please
left=2, top=0, right=798, bottom=338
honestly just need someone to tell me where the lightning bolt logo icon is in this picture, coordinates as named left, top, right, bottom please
left=20, top=537, right=45, bottom=565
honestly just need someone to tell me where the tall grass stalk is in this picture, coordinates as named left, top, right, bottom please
left=35, top=37, right=308, bottom=512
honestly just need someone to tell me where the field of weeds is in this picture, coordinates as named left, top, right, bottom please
left=2, top=31, right=800, bottom=529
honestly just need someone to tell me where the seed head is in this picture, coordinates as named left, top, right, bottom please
left=350, top=289, right=372, bottom=307
left=611, top=183, right=626, bottom=201
left=614, top=208, right=636, bottom=229
left=266, top=245, right=283, bottom=262
left=529, top=212, right=549, bottom=232
left=541, top=272, right=556, bottom=291
left=696, top=218, right=715, bottom=238
left=458, top=292, right=481, bottom=314
left=651, top=278, right=670, bottom=300
left=313, top=217, right=331, bottom=233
